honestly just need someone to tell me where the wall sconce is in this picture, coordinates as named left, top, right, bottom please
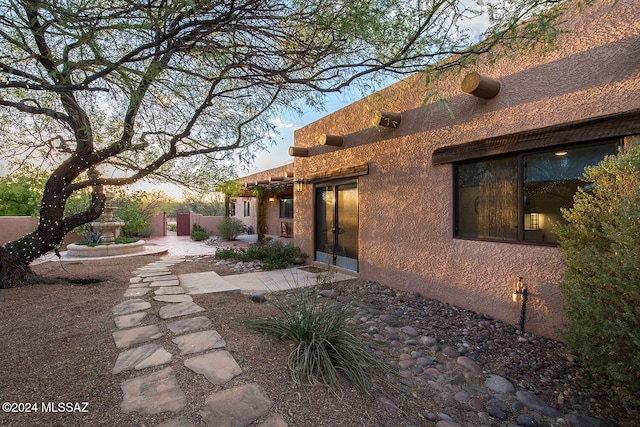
left=294, top=180, right=304, bottom=192
left=268, top=197, right=276, bottom=202
left=529, top=212, right=540, bottom=230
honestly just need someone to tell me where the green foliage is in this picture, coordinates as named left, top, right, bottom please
left=216, top=217, right=246, bottom=240
left=0, top=166, right=47, bottom=216
left=77, top=231, right=103, bottom=246
left=112, top=190, right=170, bottom=237
left=190, top=224, right=210, bottom=241
left=246, top=287, right=387, bottom=395
left=555, top=145, right=640, bottom=404
left=215, top=240, right=307, bottom=270
left=114, top=236, right=140, bottom=244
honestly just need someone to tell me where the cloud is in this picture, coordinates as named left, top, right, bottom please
left=273, top=117, right=301, bottom=130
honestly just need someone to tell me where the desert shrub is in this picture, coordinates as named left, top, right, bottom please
left=246, top=287, right=386, bottom=395
left=216, top=217, right=246, bottom=240
left=190, top=224, right=210, bottom=241
left=555, top=145, right=640, bottom=404
left=215, top=241, right=307, bottom=270
left=214, top=247, right=239, bottom=259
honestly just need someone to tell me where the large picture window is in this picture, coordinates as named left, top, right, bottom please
left=455, top=139, right=619, bottom=244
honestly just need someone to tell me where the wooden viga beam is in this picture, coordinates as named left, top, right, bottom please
left=461, top=72, right=501, bottom=99
left=319, top=134, right=343, bottom=147
left=372, top=110, right=402, bottom=128
left=288, top=146, right=308, bottom=157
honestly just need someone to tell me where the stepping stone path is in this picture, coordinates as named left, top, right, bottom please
left=110, top=256, right=285, bottom=426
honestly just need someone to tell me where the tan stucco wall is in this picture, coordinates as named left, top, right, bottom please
left=0, top=217, right=39, bottom=246
left=292, top=0, right=640, bottom=338
left=0, top=216, right=82, bottom=248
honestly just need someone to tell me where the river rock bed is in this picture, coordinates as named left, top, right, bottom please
left=312, top=279, right=637, bottom=427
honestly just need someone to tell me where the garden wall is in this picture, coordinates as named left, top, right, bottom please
left=176, top=211, right=224, bottom=236
left=0, top=216, right=81, bottom=248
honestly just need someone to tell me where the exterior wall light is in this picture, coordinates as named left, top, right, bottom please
left=294, top=180, right=304, bottom=192
left=529, top=212, right=540, bottom=230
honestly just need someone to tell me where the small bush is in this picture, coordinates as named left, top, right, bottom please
left=114, top=236, right=140, bottom=244
left=214, top=247, right=239, bottom=260
left=555, top=145, right=640, bottom=404
left=246, top=287, right=387, bottom=395
left=214, top=240, right=307, bottom=270
left=190, top=224, right=210, bottom=241
left=217, top=217, right=246, bottom=240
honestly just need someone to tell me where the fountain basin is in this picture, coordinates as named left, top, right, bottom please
left=66, top=240, right=146, bottom=258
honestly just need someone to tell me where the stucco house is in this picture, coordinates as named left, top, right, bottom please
left=239, top=0, right=640, bottom=338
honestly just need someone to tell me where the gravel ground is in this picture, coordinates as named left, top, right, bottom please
left=0, top=255, right=636, bottom=427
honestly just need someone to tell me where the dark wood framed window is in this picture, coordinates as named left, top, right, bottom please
left=243, top=200, right=250, bottom=217
left=279, top=198, right=293, bottom=218
left=455, top=139, right=620, bottom=244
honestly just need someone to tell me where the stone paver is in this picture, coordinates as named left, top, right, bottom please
left=124, top=287, right=151, bottom=297
left=184, top=351, right=242, bottom=385
left=154, top=294, right=193, bottom=303
left=112, top=343, right=172, bottom=374
left=114, top=312, right=147, bottom=329
left=120, top=367, right=186, bottom=415
left=149, top=280, right=180, bottom=287
left=167, top=316, right=213, bottom=334
left=179, top=271, right=241, bottom=295
left=112, top=299, right=151, bottom=315
left=154, top=286, right=185, bottom=295
left=159, top=301, right=206, bottom=319
left=200, top=383, right=273, bottom=427
left=129, top=281, right=150, bottom=288
left=112, top=324, right=163, bottom=349
left=137, top=270, right=172, bottom=277
left=143, top=274, right=178, bottom=283
left=172, top=330, right=226, bottom=355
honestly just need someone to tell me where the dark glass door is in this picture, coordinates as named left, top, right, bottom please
left=315, top=181, right=358, bottom=271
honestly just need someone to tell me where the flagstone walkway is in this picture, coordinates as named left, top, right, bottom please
left=110, top=256, right=289, bottom=427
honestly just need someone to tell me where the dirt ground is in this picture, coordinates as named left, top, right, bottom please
left=0, top=255, right=636, bottom=427
left=0, top=255, right=429, bottom=427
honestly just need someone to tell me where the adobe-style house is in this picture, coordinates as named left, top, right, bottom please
left=241, top=0, right=639, bottom=338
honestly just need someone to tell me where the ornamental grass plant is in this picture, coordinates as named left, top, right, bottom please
left=246, top=285, right=387, bottom=396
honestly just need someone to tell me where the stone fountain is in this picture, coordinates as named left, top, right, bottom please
left=66, top=192, right=147, bottom=257
left=90, top=193, right=124, bottom=244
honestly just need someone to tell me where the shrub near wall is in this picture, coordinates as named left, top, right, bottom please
left=555, top=146, right=640, bottom=404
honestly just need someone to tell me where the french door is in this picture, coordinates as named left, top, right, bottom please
left=315, top=180, right=358, bottom=271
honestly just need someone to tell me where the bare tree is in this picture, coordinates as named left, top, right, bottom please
left=0, top=0, right=568, bottom=287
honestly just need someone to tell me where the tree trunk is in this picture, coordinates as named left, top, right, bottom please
left=0, top=246, right=41, bottom=289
